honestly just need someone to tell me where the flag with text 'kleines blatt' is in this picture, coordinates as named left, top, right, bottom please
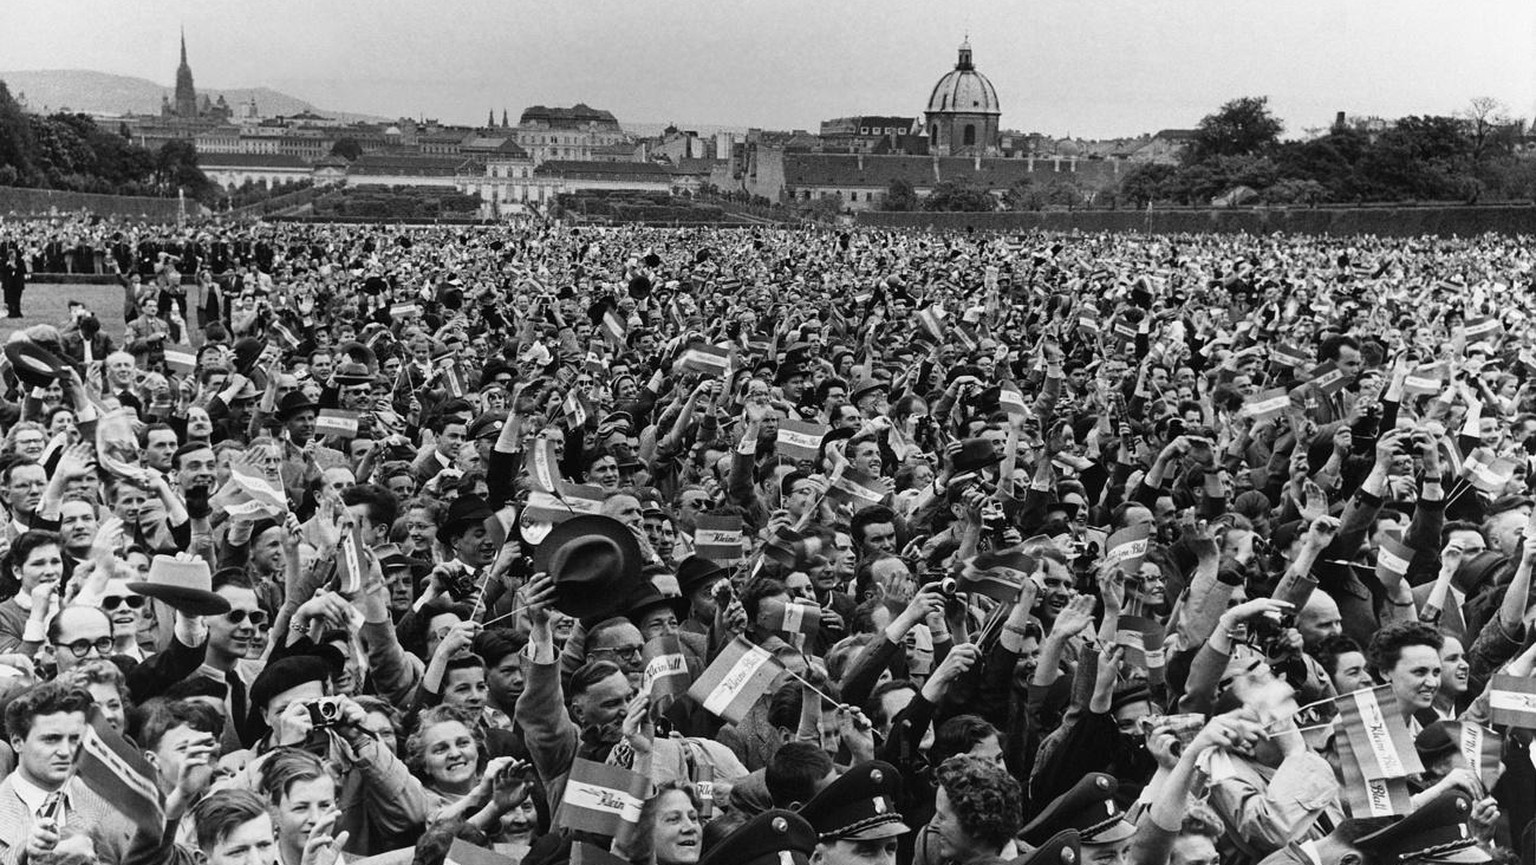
left=315, top=409, right=360, bottom=439
left=1446, top=721, right=1505, bottom=791
left=336, top=521, right=367, bottom=595
left=693, top=514, right=744, bottom=564
left=688, top=637, right=784, bottom=724
left=1242, top=387, right=1290, bottom=422
left=602, top=309, right=628, bottom=343
left=1402, top=361, right=1449, bottom=396
left=998, top=381, right=1028, bottom=417
left=77, top=704, right=164, bottom=835
left=1114, top=615, right=1167, bottom=680
left=641, top=635, right=692, bottom=719
left=210, top=462, right=288, bottom=518
left=761, top=597, right=820, bottom=644
left=1270, top=343, right=1310, bottom=368
left=1102, top=523, right=1151, bottom=574
left=829, top=468, right=887, bottom=511
left=1489, top=674, right=1536, bottom=729
left=1461, top=447, right=1519, bottom=494
left=522, top=482, right=605, bottom=524
left=678, top=343, right=731, bottom=376
left=162, top=344, right=196, bottom=375
left=1375, top=535, right=1414, bottom=585
left=558, top=758, right=650, bottom=838
left=1306, top=361, right=1350, bottom=397
left=776, top=419, right=828, bottom=462
left=1333, top=685, right=1421, bottom=818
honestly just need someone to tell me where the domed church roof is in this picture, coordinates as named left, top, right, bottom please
left=926, top=40, right=1000, bottom=116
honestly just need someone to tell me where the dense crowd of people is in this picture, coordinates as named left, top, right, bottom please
left=0, top=213, right=1529, bottom=865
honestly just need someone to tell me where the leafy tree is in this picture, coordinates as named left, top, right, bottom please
left=330, top=137, right=363, bottom=161
left=1188, top=96, right=1283, bottom=162
left=922, top=180, right=996, bottom=212
left=155, top=139, right=217, bottom=202
left=1119, top=163, right=1178, bottom=206
left=1001, top=178, right=1035, bottom=211
left=883, top=178, right=917, bottom=211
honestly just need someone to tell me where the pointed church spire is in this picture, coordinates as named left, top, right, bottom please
left=488, top=109, right=495, bottom=128
left=502, top=108, right=509, bottom=128
left=180, top=26, right=187, bottom=64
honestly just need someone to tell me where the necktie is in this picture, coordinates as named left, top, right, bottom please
left=226, top=669, right=248, bottom=733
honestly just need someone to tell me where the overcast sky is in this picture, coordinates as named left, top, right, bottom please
left=4, top=0, right=1533, bottom=138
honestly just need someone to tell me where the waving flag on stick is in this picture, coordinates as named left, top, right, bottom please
left=688, top=637, right=784, bottom=724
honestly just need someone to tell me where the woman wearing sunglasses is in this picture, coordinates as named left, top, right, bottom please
left=96, top=575, right=151, bottom=662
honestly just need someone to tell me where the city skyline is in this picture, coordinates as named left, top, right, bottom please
left=4, top=0, right=1533, bottom=139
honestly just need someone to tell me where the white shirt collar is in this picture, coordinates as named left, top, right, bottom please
left=11, top=771, right=67, bottom=818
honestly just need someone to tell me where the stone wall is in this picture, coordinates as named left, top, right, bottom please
left=0, top=186, right=187, bottom=221
left=855, top=205, right=1536, bottom=237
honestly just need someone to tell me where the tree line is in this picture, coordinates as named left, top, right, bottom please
left=881, top=95, right=1536, bottom=211
left=0, top=80, right=219, bottom=202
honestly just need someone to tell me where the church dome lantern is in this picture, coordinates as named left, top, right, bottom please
left=923, top=39, right=1002, bottom=156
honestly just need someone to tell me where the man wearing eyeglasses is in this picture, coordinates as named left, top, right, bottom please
left=46, top=605, right=115, bottom=677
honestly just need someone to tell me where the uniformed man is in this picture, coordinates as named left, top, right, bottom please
left=798, top=761, right=910, bottom=865
left=1352, top=790, right=1493, bottom=865
left=1021, top=773, right=1135, bottom=865
left=699, top=808, right=818, bottom=865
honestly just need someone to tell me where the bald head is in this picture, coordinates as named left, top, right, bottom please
left=1296, top=592, right=1342, bottom=650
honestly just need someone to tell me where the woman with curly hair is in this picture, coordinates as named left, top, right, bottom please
left=404, top=705, right=533, bottom=840
left=618, top=779, right=704, bottom=865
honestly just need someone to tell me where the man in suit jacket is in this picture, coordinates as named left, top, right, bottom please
left=0, top=682, right=142, bottom=865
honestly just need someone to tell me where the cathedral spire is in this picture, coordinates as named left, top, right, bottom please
left=180, top=26, right=187, bottom=65
left=173, top=26, right=197, bottom=118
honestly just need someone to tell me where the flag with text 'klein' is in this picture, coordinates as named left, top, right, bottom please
left=1270, top=343, right=1311, bottom=368
left=1115, top=615, right=1167, bottom=682
left=1242, top=387, right=1291, bottom=422
left=558, top=758, right=650, bottom=838
left=1336, top=685, right=1423, bottom=783
left=162, top=344, right=196, bottom=375
left=1078, top=308, right=1101, bottom=334
left=641, top=635, right=693, bottom=719
left=1307, top=361, right=1350, bottom=397
left=1375, top=535, right=1414, bottom=585
left=1110, top=318, right=1137, bottom=341
left=1463, top=315, right=1502, bottom=341
left=829, top=469, right=887, bottom=512
left=524, top=438, right=563, bottom=494
left=522, top=482, right=605, bottom=524
left=569, top=842, right=629, bottom=865
left=315, top=409, right=360, bottom=439
left=564, top=389, right=589, bottom=428
left=389, top=301, right=421, bottom=319
left=1447, top=721, right=1505, bottom=791
left=433, top=352, right=467, bottom=398
left=917, top=306, right=946, bottom=341
left=1489, top=674, right=1536, bottom=729
left=678, top=342, right=731, bottom=376
left=776, top=419, right=828, bottom=462
left=1461, top=448, right=1519, bottom=494
left=1335, top=727, right=1413, bottom=818
left=603, top=309, right=628, bottom=343
left=1103, top=523, right=1151, bottom=574
left=688, top=636, right=784, bottom=724
left=957, top=558, right=1031, bottom=604
left=335, top=521, right=368, bottom=595
left=761, top=597, right=821, bottom=644
left=211, top=462, right=288, bottom=519
left=999, top=382, right=1028, bottom=417
left=694, top=514, right=744, bottom=564
left=1403, top=362, right=1449, bottom=396
left=270, top=321, right=302, bottom=351
left=446, top=839, right=519, bottom=865
left=77, top=703, right=164, bottom=835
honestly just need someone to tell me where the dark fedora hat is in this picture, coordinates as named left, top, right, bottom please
left=951, top=437, right=1003, bottom=475
left=4, top=339, right=72, bottom=389
left=532, top=514, right=642, bottom=619
left=675, top=555, right=730, bottom=597
left=438, top=494, right=496, bottom=545
left=623, top=569, right=691, bottom=624
left=275, top=391, right=319, bottom=422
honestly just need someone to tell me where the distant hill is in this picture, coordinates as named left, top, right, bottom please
left=0, top=69, right=385, bottom=123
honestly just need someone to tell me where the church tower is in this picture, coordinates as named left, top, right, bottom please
left=174, top=27, right=198, bottom=118
left=924, top=39, right=1001, bottom=156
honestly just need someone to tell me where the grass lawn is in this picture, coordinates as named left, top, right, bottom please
left=0, top=281, right=125, bottom=342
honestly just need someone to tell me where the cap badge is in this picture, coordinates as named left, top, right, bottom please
left=772, top=816, right=789, bottom=834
